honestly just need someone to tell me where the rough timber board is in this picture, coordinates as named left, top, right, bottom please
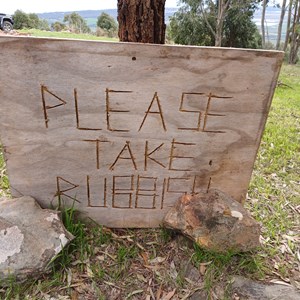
left=0, top=37, right=283, bottom=227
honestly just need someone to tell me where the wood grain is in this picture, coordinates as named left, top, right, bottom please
left=0, top=37, right=283, bottom=227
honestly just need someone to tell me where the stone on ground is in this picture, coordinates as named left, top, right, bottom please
left=163, top=189, right=260, bottom=253
left=0, top=196, right=73, bottom=285
left=231, top=276, right=300, bottom=300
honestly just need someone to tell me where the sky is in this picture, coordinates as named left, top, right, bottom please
left=1, top=0, right=179, bottom=15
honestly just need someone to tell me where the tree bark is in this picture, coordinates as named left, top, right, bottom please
left=261, top=0, right=267, bottom=48
left=117, top=0, right=166, bottom=44
left=276, top=0, right=287, bottom=50
left=215, top=0, right=224, bottom=47
left=283, top=0, right=293, bottom=51
left=215, top=0, right=230, bottom=47
left=288, top=0, right=300, bottom=64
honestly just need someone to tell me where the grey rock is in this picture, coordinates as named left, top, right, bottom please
left=189, top=290, right=208, bottom=300
left=163, top=190, right=261, bottom=253
left=0, top=196, right=73, bottom=285
left=185, top=263, right=201, bottom=283
left=231, top=276, right=300, bottom=300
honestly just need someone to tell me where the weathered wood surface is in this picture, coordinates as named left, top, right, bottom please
left=0, top=37, right=283, bottom=227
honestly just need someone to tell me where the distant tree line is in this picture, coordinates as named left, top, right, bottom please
left=260, top=0, right=300, bottom=63
left=13, top=10, right=50, bottom=30
left=280, top=0, right=300, bottom=64
left=51, top=12, right=118, bottom=37
left=12, top=10, right=118, bottom=38
left=168, top=0, right=299, bottom=64
left=11, top=2, right=299, bottom=64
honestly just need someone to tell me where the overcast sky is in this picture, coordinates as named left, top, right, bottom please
left=2, top=0, right=179, bottom=14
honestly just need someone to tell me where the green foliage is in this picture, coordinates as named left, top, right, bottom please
left=192, top=244, right=266, bottom=293
left=248, top=63, right=300, bottom=278
left=51, top=21, right=66, bottom=32
left=63, top=12, right=91, bottom=34
left=13, top=10, right=30, bottom=29
left=52, top=203, right=90, bottom=269
left=13, top=10, right=49, bottom=30
left=27, top=13, right=39, bottom=29
left=38, top=19, right=51, bottom=31
left=113, top=244, right=138, bottom=279
left=169, top=0, right=262, bottom=48
left=97, top=12, right=117, bottom=31
left=159, top=227, right=175, bottom=242
left=0, top=145, right=9, bottom=197
left=169, top=7, right=214, bottom=46
left=91, top=226, right=112, bottom=246
left=0, top=278, right=38, bottom=300
left=223, top=5, right=262, bottom=48
left=96, top=13, right=118, bottom=38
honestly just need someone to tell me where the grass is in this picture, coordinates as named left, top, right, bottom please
left=247, top=64, right=300, bottom=285
left=17, top=28, right=118, bottom=41
left=0, top=146, right=9, bottom=198
left=0, top=64, right=299, bottom=299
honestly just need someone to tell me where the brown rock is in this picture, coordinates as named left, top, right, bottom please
left=163, top=189, right=260, bottom=253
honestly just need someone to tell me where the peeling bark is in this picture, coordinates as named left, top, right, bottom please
left=283, top=0, right=293, bottom=51
left=261, top=0, right=267, bottom=48
left=215, top=0, right=230, bottom=47
left=276, top=0, right=287, bottom=50
left=288, top=0, right=300, bottom=64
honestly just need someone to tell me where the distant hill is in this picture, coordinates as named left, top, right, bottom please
left=38, top=7, right=284, bottom=44
left=253, top=7, right=286, bottom=44
left=38, top=8, right=178, bottom=30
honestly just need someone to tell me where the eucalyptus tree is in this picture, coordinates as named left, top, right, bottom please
left=97, top=13, right=117, bottom=32
left=288, top=0, right=300, bottom=64
left=169, top=0, right=262, bottom=48
left=63, top=12, right=91, bottom=34
left=284, top=0, right=294, bottom=51
left=276, top=0, right=287, bottom=49
left=261, top=0, right=267, bottom=47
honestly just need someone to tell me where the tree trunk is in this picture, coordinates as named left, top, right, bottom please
left=215, top=0, right=230, bottom=47
left=199, top=0, right=217, bottom=41
left=215, top=0, right=224, bottom=47
left=261, top=0, right=267, bottom=48
left=276, top=0, right=287, bottom=50
left=117, top=0, right=166, bottom=44
left=283, top=0, right=293, bottom=51
left=288, top=0, right=300, bottom=64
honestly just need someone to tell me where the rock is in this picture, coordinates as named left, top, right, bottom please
left=0, top=196, right=73, bottom=285
left=231, top=276, right=300, bottom=300
left=189, top=290, right=208, bottom=300
left=184, top=262, right=201, bottom=284
left=163, top=189, right=260, bottom=253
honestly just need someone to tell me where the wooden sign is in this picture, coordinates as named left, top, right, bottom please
left=0, top=37, right=283, bottom=227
